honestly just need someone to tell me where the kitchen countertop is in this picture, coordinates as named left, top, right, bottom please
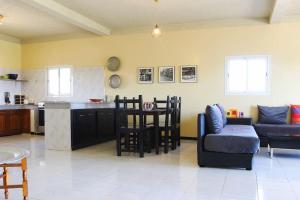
left=0, top=104, right=38, bottom=110
left=44, top=102, right=115, bottom=110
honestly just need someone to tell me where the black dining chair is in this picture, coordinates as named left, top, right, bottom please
left=154, top=96, right=177, bottom=153
left=175, top=97, right=181, bottom=147
left=115, top=95, right=152, bottom=157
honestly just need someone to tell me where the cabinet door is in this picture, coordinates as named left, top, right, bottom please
left=97, top=109, right=115, bottom=141
left=21, top=110, right=31, bottom=133
left=73, top=110, right=97, bottom=146
left=0, top=111, right=8, bottom=135
left=9, top=110, right=22, bottom=134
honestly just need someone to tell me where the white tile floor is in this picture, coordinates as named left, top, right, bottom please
left=1, top=134, right=300, bottom=200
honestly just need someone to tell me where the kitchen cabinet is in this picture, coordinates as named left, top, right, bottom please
left=97, top=109, right=115, bottom=141
left=0, top=111, right=8, bottom=134
left=71, top=108, right=115, bottom=150
left=21, top=109, right=31, bottom=133
left=0, top=109, right=31, bottom=136
left=9, top=110, right=22, bottom=134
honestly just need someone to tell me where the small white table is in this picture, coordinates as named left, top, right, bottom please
left=0, top=147, right=30, bottom=200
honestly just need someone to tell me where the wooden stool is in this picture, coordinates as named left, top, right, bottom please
left=0, top=158, right=28, bottom=200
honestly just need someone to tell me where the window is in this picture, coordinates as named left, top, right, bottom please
left=47, top=66, right=72, bottom=97
left=225, top=55, right=270, bottom=95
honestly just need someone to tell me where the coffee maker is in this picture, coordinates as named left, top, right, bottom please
left=4, top=92, right=10, bottom=104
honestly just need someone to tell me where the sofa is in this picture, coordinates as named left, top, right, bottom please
left=197, top=105, right=260, bottom=170
left=254, top=124, right=300, bottom=146
left=254, top=105, right=300, bottom=149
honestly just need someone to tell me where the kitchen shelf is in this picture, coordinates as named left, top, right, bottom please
left=0, top=79, right=28, bottom=82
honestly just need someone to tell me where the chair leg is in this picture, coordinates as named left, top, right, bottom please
left=139, top=132, right=144, bottom=158
left=164, top=130, right=169, bottom=154
left=177, top=128, right=181, bottom=146
left=3, top=166, right=8, bottom=199
left=116, top=133, right=121, bottom=156
left=21, top=158, right=28, bottom=200
left=171, top=130, right=176, bottom=150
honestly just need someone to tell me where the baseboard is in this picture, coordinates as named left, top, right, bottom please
left=181, top=136, right=197, bottom=140
left=31, top=132, right=45, bottom=136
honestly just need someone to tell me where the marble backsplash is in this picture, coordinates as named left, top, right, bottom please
left=0, top=66, right=105, bottom=104
left=0, top=68, right=22, bottom=104
left=21, top=66, right=105, bottom=103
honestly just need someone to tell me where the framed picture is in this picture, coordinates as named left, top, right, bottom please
left=138, top=67, right=153, bottom=84
left=180, top=65, right=197, bottom=83
left=159, top=66, right=175, bottom=83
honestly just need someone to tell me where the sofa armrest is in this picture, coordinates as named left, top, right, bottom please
left=227, top=117, right=252, bottom=125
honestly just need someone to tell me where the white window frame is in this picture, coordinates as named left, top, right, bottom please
left=47, top=66, right=73, bottom=97
left=225, top=55, right=271, bottom=96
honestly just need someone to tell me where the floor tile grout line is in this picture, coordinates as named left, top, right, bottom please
left=219, top=172, right=227, bottom=199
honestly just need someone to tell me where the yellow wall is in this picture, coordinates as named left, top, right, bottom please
left=21, top=22, right=300, bottom=137
left=0, top=40, right=21, bottom=69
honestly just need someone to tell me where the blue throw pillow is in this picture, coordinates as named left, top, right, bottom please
left=258, top=105, right=289, bottom=124
left=206, top=105, right=223, bottom=134
left=216, top=104, right=227, bottom=127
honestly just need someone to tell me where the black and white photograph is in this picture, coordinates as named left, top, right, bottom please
left=159, top=66, right=175, bottom=83
left=180, top=65, right=197, bottom=83
left=138, top=67, right=153, bottom=83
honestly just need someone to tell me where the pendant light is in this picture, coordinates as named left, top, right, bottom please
left=152, top=24, right=162, bottom=37
left=0, top=15, right=4, bottom=25
left=152, top=0, right=162, bottom=37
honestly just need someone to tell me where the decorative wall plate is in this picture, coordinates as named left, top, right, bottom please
left=109, top=74, right=121, bottom=88
left=107, top=56, right=120, bottom=71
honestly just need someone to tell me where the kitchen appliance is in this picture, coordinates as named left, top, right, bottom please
left=14, top=95, right=25, bottom=104
left=37, top=102, right=45, bottom=134
left=4, top=92, right=10, bottom=104
left=30, top=109, right=39, bottom=134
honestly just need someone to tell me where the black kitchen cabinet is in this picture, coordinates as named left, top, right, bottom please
left=71, top=108, right=115, bottom=150
left=97, top=109, right=115, bottom=141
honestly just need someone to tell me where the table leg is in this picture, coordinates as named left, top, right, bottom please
left=270, top=148, right=274, bottom=159
left=154, top=114, right=159, bottom=155
left=267, top=144, right=270, bottom=153
left=21, top=158, right=28, bottom=200
left=3, top=166, right=8, bottom=199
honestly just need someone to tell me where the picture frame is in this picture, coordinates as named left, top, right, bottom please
left=159, top=66, right=175, bottom=83
left=138, top=67, right=153, bottom=84
left=180, top=65, right=197, bottom=83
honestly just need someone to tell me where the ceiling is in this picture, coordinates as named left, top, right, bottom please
left=0, top=0, right=300, bottom=42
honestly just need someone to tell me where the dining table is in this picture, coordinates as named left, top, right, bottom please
left=0, top=146, right=30, bottom=200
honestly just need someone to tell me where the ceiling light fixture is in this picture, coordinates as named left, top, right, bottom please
left=152, top=0, right=161, bottom=37
left=0, top=15, right=4, bottom=25
left=152, top=24, right=162, bottom=37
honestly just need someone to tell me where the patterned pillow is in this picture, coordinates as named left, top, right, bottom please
left=291, top=105, right=300, bottom=124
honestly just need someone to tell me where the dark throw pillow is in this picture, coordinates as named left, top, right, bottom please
left=206, top=105, right=223, bottom=134
left=216, top=104, right=227, bottom=127
left=258, top=105, right=289, bottom=124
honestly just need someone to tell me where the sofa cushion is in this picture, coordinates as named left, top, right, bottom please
left=205, top=105, right=223, bottom=134
left=254, top=123, right=300, bottom=137
left=204, top=125, right=260, bottom=154
left=216, top=104, right=227, bottom=127
left=258, top=105, right=289, bottom=124
left=291, top=105, right=300, bottom=124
